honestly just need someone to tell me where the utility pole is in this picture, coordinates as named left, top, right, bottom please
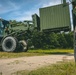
left=62, top=0, right=76, bottom=62
left=72, top=0, right=76, bottom=62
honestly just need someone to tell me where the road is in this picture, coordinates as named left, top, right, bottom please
left=0, top=54, right=74, bottom=75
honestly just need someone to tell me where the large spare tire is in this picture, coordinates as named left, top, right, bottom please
left=19, top=40, right=28, bottom=52
left=1, top=36, right=17, bottom=52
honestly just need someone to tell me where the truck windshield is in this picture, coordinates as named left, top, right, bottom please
left=0, top=21, right=4, bottom=36
left=0, top=19, right=9, bottom=36
left=2, top=20, right=9, bottom=28
left=0, top=21, right=4, bottom=28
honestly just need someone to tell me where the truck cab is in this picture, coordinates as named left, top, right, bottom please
left=0, top=18, right=10, bottom=37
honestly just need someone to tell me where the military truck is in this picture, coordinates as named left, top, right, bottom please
left=0, top=18, right=28, bottom=52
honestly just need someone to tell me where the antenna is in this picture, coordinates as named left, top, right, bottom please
left=61, top=0, right=63, bottom=4
left=61, top=0, right=66, bottom=4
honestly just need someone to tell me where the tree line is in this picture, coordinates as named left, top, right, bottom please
left=27, top=30, right=73, bottom=49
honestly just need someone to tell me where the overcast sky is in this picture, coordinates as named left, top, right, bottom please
left=0, top=0, right=72, bottom=21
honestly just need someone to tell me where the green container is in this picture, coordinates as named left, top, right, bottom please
left=39, top=3, right=71, bottom=32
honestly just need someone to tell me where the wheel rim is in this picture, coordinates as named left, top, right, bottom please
left=5, top=40, right=13, bottom=49
left=2, top=36, right=17, bottom=52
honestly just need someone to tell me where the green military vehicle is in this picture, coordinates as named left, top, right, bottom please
left=0, top=18, right=28, bottom=52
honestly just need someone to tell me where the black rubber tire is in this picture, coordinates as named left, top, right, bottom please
left=19, top=40, right=28, bottom=52
left=1, top=36, right=17, bottom=52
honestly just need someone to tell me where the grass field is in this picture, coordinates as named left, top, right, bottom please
left=13, top=61, right=76, bottom=75
left=0, top=49, right=74, bottom=58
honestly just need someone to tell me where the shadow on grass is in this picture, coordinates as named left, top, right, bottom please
left=67, top=53, right=74, bottom=56
left=44, top=52, right=74, bottom=56
left=44, top=52, right=71, bottom=55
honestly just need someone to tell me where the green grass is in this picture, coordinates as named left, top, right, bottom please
left=29, top=49, right=74, bottom=54
left=0, top=49, right=74, bottom=58
left=0, top=52, right=44, bottom=59
left=13, top=61, right=76, bottom=75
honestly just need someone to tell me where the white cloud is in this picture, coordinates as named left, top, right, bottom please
left=3, top=0, right=72, bottom=22
left=12, top=0, right=61, bottom=21
left=11, top=9, right=39, bottom=21
left=8, top=1, right=19, bottom=10
left=42, top=0, right=61, bottom=7
left=0, top=1, right=20, bottom=14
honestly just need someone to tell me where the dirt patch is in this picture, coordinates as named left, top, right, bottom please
left=0, top=54, right=74, bottom=75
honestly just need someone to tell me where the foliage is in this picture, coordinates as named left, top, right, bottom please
left=29, top=31, right=73, bottom=49
left=64, top=32, right=73, bottom=48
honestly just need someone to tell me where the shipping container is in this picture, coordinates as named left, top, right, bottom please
left=39, top=3, right=71, bottom=32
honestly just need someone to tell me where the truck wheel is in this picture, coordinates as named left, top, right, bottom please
left=1, top=36, right=17, bottom=52
left=19, top=40, right=28, bottom=52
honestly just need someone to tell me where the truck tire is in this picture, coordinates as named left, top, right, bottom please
left=1, top=36, right=17, bottom=52
left=19, top=40, right=28, bottom=52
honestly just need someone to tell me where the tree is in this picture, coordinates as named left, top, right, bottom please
left=48, top=32, right=59, bottom=48
left=64, top=32, right=73, bottom=48
left=57, top=33, right=68, bottom=48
